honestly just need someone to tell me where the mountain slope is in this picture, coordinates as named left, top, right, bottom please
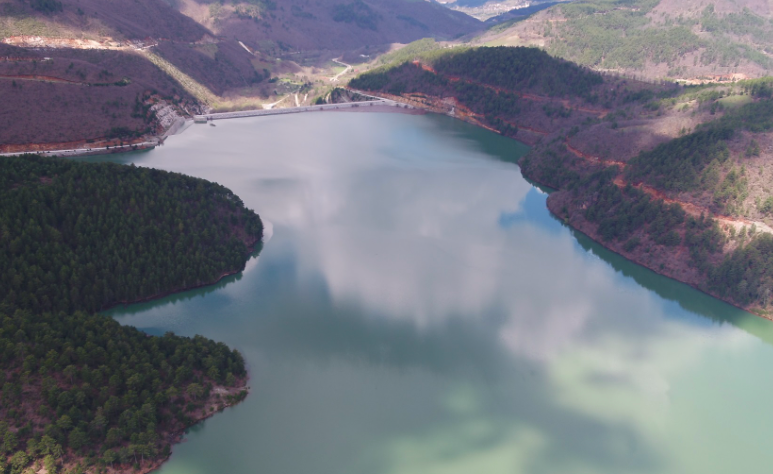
left=174, top=0, right=483, bottom=53
left=0, top=0, right=485, bottom=150
left=0, top=44, right=200, bottom=151
left=474, top=0, right=773, bottom=81
left=349, top=45, right=773, bottom=316
left=2, top=0, right=482, bottom=53
left=0, top=0, right=209, bottom=42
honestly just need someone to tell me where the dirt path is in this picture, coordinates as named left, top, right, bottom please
left=632, top=180, right=773, bottom=234
left=263, top=95, right=288, bottom=110
left=413, top=60, right=610, bottom=118
left=0, top=74, right=87, bottom=85
left=562, top=138, right=773, bottom=234
left=564, top=139, right=625, bottom=167
left=331, top=58, right=352, bottom=82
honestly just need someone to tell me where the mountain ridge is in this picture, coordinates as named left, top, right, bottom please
left=473, top=0, right=773, bottom=81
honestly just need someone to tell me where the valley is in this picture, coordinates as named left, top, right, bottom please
left=8, top=1, right=773, bottom=473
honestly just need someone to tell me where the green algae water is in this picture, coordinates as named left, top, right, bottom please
left=100, top=112, right=773, bottom=474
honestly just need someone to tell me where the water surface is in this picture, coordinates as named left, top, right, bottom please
left=101, top=112, right=773, bottom=474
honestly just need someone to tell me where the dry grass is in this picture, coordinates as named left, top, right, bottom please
left=0, top=45, right=197, bottom=146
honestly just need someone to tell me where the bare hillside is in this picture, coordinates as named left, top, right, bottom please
left=0, top=44, right=196, bottom=149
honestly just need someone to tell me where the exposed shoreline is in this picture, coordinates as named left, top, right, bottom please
left=362, top=93, right=771, bottom=321
left=528, top=169, right=772, bottom=322
left=12, top=98, right=766, bottom=321
left=2, top=101, right=423, bottom=158
left=327, top=103, right=427, bottom=115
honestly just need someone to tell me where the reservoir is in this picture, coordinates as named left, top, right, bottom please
left=98, top=111, right=773, bottom=474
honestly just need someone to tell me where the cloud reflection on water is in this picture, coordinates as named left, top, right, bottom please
left=106, top=112, right=773, bottom=474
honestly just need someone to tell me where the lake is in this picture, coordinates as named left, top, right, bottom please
left=96, top=111, right=773, bottom=474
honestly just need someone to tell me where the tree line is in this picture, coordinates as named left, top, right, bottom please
left=0, top=156, right=263, bottom=315
left=0, top=156, right=261, bottom=473
left=432, top=47, right=604, bottom=101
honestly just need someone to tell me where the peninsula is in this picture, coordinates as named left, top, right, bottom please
left=0, top=156, right=262, bottom=473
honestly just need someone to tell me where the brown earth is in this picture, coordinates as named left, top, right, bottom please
left=352, top=61, right=773, bottom=317
left=1, top=0, right=482, bottom=57
left=0, top=44, right=196, bottom=148
left=155, top=41, right=259, bottom=95
left=6, top=366, right=249, bottom=474
left=175, top=0, right=482, bottom=55
left=108, top=383, right=251, bottom=474
left=0, top=0, right=487, bottom=150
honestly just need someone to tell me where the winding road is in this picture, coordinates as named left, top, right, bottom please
left=330, top=58, right=352, bottom=82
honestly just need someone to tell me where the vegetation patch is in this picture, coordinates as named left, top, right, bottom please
left=432, top=46, right=604, bottom=100
left=0, top=156, right=260, bottom=473
left=519, top=0, right=773, bottom=73
left=0, top=156, right=263, bottom=314
left=331, top=0, right=381, bottom=30
left=710, top=233, right=773, bottom=305
left=28, top=0, right=62, bottom=14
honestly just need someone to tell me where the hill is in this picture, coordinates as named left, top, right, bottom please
left=0, top=155, right=262, bottom=473
left=1, top=0, right=481, bottom=56
left=0, top=43, right=202, bottom=152
left=0, top=0, right=208, bottom=42
left=473, top=0, right=773, bottom=82
left=173, top=0, right=482, bottom=53
left=349, top=45, right=773, bottom=317
left=0, top=0, right=486, bottom=151
left=444, top=0, right=562, bottom=22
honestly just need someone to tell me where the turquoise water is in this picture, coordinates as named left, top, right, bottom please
left=100, top=111, right=773, bottom=474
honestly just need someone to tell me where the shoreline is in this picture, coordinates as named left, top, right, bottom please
left=549, top=198, right=772, bottom=321
left=327, top=103, right=427, bottom=115
left=2, top=101, right=421, bottom=158
left=0, top=139, right=158, bottom=158
left=87, top=383, right=251, bottom=474
left=9, top=95, right=766, bottom=322
left=529, top=173, right=773, bottom=322
left=90, top=237, right=263, bottom=474
left=101, top=236, right=262, bottom=313
left=368, top=91, right=773, bottom=322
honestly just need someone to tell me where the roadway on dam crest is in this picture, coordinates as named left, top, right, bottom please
left=194, top=99, right=408, bottom=122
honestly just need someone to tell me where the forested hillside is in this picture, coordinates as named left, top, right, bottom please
left=350, top=46, right=614, bottom=138
left=0, top=156, right=263, bottom=313
left=350, top=45, right=773, bottom=316
left=432, top=47, right=604, bottom=98
left=475, top=0, right=773, bottom=81
left=0, top=156, right=262, bottom=473
left=527, top=81, right=773, bottom=315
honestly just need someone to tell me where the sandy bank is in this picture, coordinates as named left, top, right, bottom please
left=326, top=103, right=427, bottom=115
